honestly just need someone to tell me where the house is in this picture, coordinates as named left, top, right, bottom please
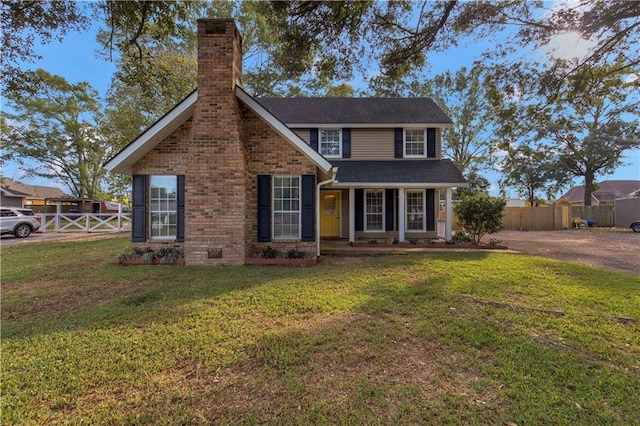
left=559, top=180, right=640, bottom=206
left=105, top=19, right=467, bottom=265
left=0, top=186, right=31, bottom=208
left=0, top=177, right=69, bottom=207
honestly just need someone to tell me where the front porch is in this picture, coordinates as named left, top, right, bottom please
left=318, top=186, right=457, bottom=243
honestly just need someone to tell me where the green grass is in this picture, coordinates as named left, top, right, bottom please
left=2, top=237, right=639, bottom=425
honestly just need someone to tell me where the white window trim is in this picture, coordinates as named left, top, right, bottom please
left=404, top=128, right=427, bottom=158
left=149, top=175, right=178, bottom=240
left=405, top=189, right=426, bottom=232
left=319, top=129, right=342, bottom=158
left=364, top=189, right=385, bottom=232
left=272, top=175, right=302, bottom=240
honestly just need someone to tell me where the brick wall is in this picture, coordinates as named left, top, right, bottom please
left=242, top=103, right=318, bottom=258
left=130, top=19, right=319, bottom=264
left=181, top=19, right=246, bottom=265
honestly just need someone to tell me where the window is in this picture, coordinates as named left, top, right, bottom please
left=1, top=209, right=17, bottom=217
left=365, top=189, right=384, bottom=231
left=149, top=175, right=177, bottom=239
left=273, top=176, right=301, bottom=239
left=320, top=129, right=341, bottom=157
left=406, top=190, right=425, bottom=231
left=404, top=129, right=426, bottom=157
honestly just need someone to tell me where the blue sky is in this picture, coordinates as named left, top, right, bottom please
left=2, top=16, right=638, bottom=198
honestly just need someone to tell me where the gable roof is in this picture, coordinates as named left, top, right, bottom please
left=0, top=178, right=68, bottom=199
left=1, top=186, right=31, bottom=197
left=560, top=180, right=640, bottom=203
left=104, top=91, right=197, bottom=175
left=105, top=88, right=334, bottom=175
left=256, top=97, right=453, bottom=127
left=235, top=87, right=333, bottom=172
left=329, top=159, right=467, bottom=188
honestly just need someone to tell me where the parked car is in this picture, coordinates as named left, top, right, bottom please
left=0, top=207, right=41, bottom=238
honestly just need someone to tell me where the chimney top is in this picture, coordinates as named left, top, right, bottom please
left=197, top=19, right=242, bottom=45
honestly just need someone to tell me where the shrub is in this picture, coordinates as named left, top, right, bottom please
left=155, top=247, right=184, bottom=262
left=451, top=231, right=473, bottom=243
left=286, top=248, right=306, bottom=259
left=261, top=246, right=279, bottom=259
left=453, top=194, right=506, bottom=244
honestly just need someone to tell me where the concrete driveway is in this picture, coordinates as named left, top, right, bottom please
left=492, top=229, right=639, bottom=275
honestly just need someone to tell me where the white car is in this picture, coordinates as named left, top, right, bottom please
left=0, top=207, right=41, bottom=238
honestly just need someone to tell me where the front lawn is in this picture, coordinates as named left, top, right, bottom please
left=2, top=237, right=639, bottom=424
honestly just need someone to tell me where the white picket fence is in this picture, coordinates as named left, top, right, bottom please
left=40, top=213, right=131, bottom=233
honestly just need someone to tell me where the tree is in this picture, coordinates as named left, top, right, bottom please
left=1, top=70, right=112, bottom=199
left=498, top=144, right=566, bottom=206
left=253, top=1, right=639, bottom=86
left=410, top=65, right=498, bottom=176
left=1, top=0, right=88, bottom=90
left=453, top=194, right=506, bottom=244
left=535, top=64, right=640, bottom=205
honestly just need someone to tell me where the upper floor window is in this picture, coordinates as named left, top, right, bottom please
left=404, top=129, right=426, bottom=157
left=320, top=129, right=341, bottom=157
left=149, top=175, right=177, bottom=239
left=273, top=176, right=301, bottom=239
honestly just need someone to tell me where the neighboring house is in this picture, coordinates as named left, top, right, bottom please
left=105, top=19, right=467, bottom=265
left=0, top=177, right=69, bottom=206
left=0, top=186, right=30, bottom=208
left=559, top=180, right=640, bottom=206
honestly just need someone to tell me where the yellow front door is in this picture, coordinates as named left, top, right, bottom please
left=320, top=191, right=340, bottom=237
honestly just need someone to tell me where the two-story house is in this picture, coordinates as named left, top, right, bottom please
left=105, top=19, right=466, bottom=265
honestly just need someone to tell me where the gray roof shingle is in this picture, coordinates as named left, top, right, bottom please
left=330, top=160, right=466, bottom=185
left=257, top=98, right=452, bottom=125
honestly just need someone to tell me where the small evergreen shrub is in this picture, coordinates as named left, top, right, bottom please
left=261, top=246, right=279, bottom=259
left=286, top=248, right=306, bottom=259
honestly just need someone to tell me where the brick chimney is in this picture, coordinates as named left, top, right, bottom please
left=185, top=19, right=247, bottom=265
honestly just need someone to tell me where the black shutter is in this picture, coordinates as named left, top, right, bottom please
left=132, top=175, right=147, bottom=242
left=310, top=128, right=319, bottom=152
left=394, top=128, right=403, bottom=158
left=355, top=189, right=364, bottom=232
left=301, top=175, right=315, bottom=241
left=176, top=175, right=185, bottom=242
left=426, top=189, right=435, bottom=231
left=385, top=189, right=395, bottom=231
left=427, top=128, right=436, bottom=158
left=257, top=175, right=271, bottom=242
left=342, top=128, right=351, bottom=158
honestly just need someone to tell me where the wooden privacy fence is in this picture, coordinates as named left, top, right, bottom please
left=40, top=213, right=131, bottom=233
left=501, top=205, right=615, bottom=231
left=570, top=206, right=615, bottom=227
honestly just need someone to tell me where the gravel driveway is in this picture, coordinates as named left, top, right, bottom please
left=493, top=229, right=639, bottom=275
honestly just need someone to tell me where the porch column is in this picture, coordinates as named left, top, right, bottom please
left=398, top=188, right=405, bottom=242
left=349, top=187, right=355, bottom=242
left=445, top=187, right=453, bottom=242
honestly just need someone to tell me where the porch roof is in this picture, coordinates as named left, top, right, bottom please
left=329, top=159, right=467, bottom=188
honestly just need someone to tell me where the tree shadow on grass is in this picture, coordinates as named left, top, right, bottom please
left=4, top=251, right=640, bottom=424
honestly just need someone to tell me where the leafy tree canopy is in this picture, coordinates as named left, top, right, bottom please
left=1, top=69, right=112, bottom=199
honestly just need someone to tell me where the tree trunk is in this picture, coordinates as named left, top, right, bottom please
left=583, top=170, right=595, bottom=206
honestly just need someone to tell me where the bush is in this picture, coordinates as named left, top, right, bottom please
left=261, top=246, right=279, bottom=259
left=286, top=248, right=306, bottom=259
left=451, top=231, right=473, bottom=243
left=453, top=194, right=506, bottom=244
